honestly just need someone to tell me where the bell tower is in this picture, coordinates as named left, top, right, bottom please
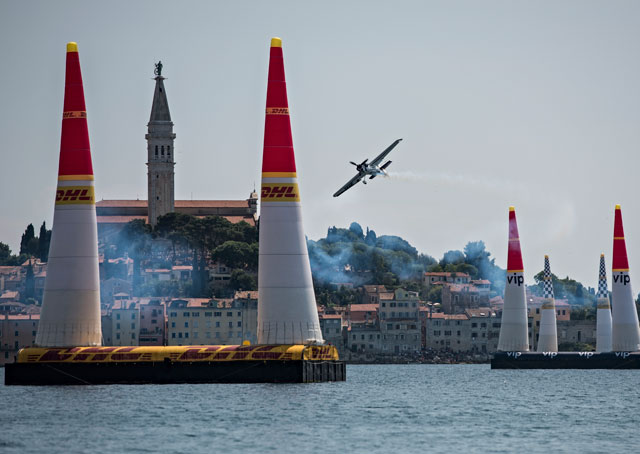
left=146, top=61, right=175, bottom=226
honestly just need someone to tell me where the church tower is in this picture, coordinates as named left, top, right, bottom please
left=146, top=61, right=175, bottom=226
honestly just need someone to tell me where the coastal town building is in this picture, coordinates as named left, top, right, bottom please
left=424, top=308, right=501, bottom=354
left=0, top=314, right=39, bottom=365
left=166, top=293, right=257, bottom=346
left=111, top=300, right=140, bottom=346
left=441, top=280, right=491, bottom=313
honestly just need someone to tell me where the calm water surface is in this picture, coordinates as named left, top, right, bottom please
left=1, top=365, right=639, bottom=453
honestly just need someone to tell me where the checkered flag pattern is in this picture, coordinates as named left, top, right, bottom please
left=543, top=255, right=554, bottom=299
left=597, top=254, right=608, bottom=298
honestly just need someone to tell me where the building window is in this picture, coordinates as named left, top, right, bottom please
left=131, top=323, right=135, bottom=329
left=116, top=313, right=120, bottom=320
left=155, top=145, right=158, bottom=156
left=171, top=322, right=175, bottom=328
left=193, top=332, right=198, bottom=339
left=178, top=333, right=183, bottom=338
left=216, top=321, right=220, bottom=328
left=185, top=333, right=189, bottom=338
left=183, top=312, right=189, bottom=317
left=167, top=146, right=171, bottom=156
left=184, top=322, right=189, bottom=328
left=237, top=321, right=242, bottom=327
left=131, top=333, right=135, bottom=339
left=172, top=333, right=176, bottom=338
left=215, top=332, right=220, bottom=338
left=116, top=323, right=120, bottom=329
left=116, top=333, right=120, bottom=340
left=161, top=146, right=164, bottom=155
left=228, top=322, right=233, bottom=328
left=170, top=312, right=177, bottom=317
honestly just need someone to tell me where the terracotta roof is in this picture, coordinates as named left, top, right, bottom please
left=176, top=200, right=249, bottom=208
left=465, top=308, right=495, bottom=317
left=379, top=293, right=395, bottom=300
left=96, top=199, right=250, bottom=208
left=320, top=314, right=342, bottom=319
left=1, top=314, right=40, bottom=320
left=172, top=265, right=192, bottom=271
left=97, top=214, right=255, bottom=226
left=349, top=304, right=378, bottom=312
left=234, top=291, right=258, bottom=300
left=0, top=291, right=19, bottom=299
left=446, top=284, right=486, bottom=293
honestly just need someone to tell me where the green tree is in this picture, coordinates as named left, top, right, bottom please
left=0, top=242, right=11, bottom=264
left=38, top=221, right=51, bottom=262
left=230, top=269, right=256, bottom=290
left=20, top=224, right=35, bottom=255
left=212, top=241, right=257, bottom=270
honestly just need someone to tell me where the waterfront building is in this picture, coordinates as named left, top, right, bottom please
left=0, top=314, right=39, bottom=365
left=111, top=300, right=140, bottom=346
left=319, top=313, right=344, bottom=352
left=139, top=299, right=166, bottom=346
left=167, top=293, right=257, bottom=345
left=425, top=308, right=501, bottom=354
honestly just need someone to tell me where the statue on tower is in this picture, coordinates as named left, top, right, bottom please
left=154, top=61, right=163, bottom=76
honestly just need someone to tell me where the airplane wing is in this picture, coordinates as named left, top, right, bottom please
left=369, top=138, right=402, bottom=167
left=333, top=172, right=365, bottom=197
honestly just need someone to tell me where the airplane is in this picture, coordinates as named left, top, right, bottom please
left=333, top=138, right=402, bottom=197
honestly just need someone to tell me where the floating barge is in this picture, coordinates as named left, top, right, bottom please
left=5, top=344, right=346, bottom=385
left=491, top=351, right=640, bottom=369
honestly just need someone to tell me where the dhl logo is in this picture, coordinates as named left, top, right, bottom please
left=63, top=110, right=87, bottom=119
left=55, top=186, right=95, bottom=205
left=261, top=183, right=300, bottom=202
left=265, top=107, right=289, bottom=115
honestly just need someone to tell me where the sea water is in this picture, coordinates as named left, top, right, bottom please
left=1, top=365, right=638, bottom=453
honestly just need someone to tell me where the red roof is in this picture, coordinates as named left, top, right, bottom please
left=96, top=200, right=250, bottom=208
left=349, top=304, right=378, bottom=312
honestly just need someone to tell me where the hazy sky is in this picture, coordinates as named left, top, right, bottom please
left=1, top=1, right=640, bottom=292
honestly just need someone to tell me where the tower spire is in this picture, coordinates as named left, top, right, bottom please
left=146, top=61, right=175, bottom=226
